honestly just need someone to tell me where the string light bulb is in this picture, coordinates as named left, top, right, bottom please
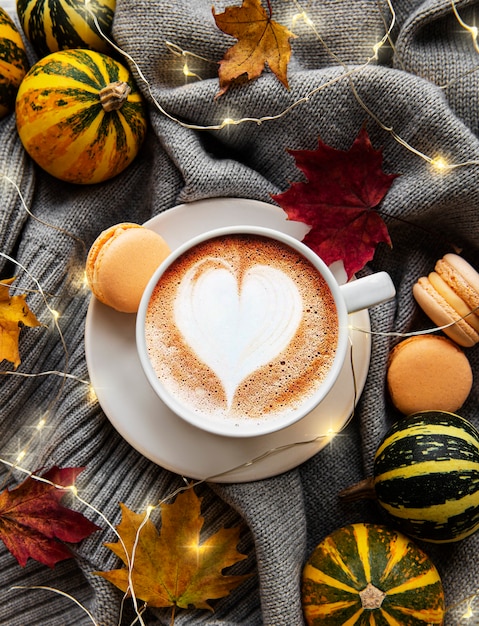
left=15, top=450, right=27, bottom=465
left=430, top=156, right=449, bottom=171
left=372, top=41, right=383, bottom=60
left=35, top=418, right=46, bottom=432
left=291, top=11, right=314, bottom=29
left=451, top=0, right=479, bottom=54
left=87, top=384, right=98, bottom=403
left=2, top=2, right=479, bottom=622
left=182, top=62, right=201, bottom=80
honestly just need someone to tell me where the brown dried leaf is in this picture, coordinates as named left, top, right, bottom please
left=213, top=0, right=296, bottom=96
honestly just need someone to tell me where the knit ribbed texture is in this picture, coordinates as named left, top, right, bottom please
left=0, top=0, right=478, bottom=624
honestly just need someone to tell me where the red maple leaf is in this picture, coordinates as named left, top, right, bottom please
left=0, top=466, right=100, bottom=567
left=272, top=127, right=398, bottom=280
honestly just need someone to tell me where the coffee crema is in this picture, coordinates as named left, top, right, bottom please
left=144, top=234, right=339, bottom=423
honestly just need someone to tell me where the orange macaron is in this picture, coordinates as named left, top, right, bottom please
left=387, top=335, right=473, bottom=415
left=412, top=253, right=479, bottom=347
left=86, top=223, right=171, bottom=313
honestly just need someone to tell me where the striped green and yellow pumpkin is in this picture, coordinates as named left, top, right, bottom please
left=0, top=7, right=29, bottom=119
left=15, top=49, right=147, bottom=184
left=302, top=523, right=445, bottom=625
left=373, top=410, right=479, bottom=543
left=17, top=0, right=116, bottom=58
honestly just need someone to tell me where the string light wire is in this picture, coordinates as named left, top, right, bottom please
left=451, top=0, right=479, bottom=54
left=11, top=585, right=99, bottom=625
left=85, top=0, right=479, bottom=171
left=1, top=0, right=478, bottom=621
left=0, top=174, right=86, bottom=254
left=0, top=252, right=73, bottom=476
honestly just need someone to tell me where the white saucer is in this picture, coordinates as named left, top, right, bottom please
left=84, top=198, right=371, bottom=482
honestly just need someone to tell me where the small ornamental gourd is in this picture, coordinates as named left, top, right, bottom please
left=16, top=0, right=116, bottom=58
left=15, top=49, right=147, bottom=184
left=0, top=7, right=29, bottom=119
left=302, top=523, right=445, bottom=625
left=341, top=410, right=479, bottom=543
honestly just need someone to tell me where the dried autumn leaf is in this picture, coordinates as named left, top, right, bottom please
left=0, top=466, right=100, bottom=568
left=272, top=127, right=398, bottom=280
left=0, top=277, right=41, bottom=368
left=212, top=0, right=296, bottom=97
left=97, top=488, right=250, bottom=610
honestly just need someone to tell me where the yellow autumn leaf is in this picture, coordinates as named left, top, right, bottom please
left=212, top=0, right=296, bottom=97
left=0, top=277, right=41, bottom=368
left=96, top=488, right=251, bottom=611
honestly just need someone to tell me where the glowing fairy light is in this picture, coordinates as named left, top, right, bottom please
left=181, top=61, right=202, bottom=81
left=372, top=41, right=383, bottom=60
left=291, top=12, right=303, bottom=28
left=83, top=1, right=479, bottom=171
left=291, top=11, right=314, bottom=29
left=451, top=0, right=479, bottom=54
left=15, top=450, right=26, bottom=464
left=430, top=156, right=449, bottom=171
left=87, top=384, right=98, bottom=403
left=165, top=40, right=212, bottom=82
left=3, top=2, right=479, bottom=621
left=35, top=418, right=46, bottom=432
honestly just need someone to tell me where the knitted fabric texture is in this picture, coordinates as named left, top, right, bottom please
left=0, top=0, right=478, bottom=624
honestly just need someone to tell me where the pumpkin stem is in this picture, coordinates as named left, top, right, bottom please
left=99, top=81, right=131, bottom=112
left=339, top=476, right=376, bottom=502
left=359, top=583, right=386, bottom=609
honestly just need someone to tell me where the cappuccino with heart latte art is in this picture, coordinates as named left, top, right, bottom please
left=143, top=233, right=339, bottom=425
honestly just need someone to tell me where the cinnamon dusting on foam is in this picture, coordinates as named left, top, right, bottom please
left=144, top=234, right=338, bottom=423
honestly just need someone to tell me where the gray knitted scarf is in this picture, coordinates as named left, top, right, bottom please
left=0, top=0, right=478, bottom=623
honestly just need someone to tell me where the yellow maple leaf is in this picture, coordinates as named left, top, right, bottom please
left=212, top=0, right=296, bottom=97
left=96, top=488, right=251, bottom=612
left=0, top=277, right=41, bottom=369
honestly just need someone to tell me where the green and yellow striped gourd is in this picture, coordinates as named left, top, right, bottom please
left=17, top=0, right=116, bottom=58
left=15, top=48, right=147, bottom=184
left=0, top=7, right=29, bottom=119
left=373, top=410, right=479, bottom=543
left=302, top=523, right=445, bottom=625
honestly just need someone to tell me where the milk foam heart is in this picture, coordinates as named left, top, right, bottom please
left=143, top=233, right=339, bottom=425
left=174, top=259, right=303, bottom=408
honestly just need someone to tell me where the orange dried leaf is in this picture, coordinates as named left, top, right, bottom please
left=0, top=277, right=41, bottom=368
left=212, top=0, right=296, bottom=97
left=97, top=488, right=250, bottom=610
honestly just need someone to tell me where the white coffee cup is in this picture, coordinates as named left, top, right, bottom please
left=136, top=226, right=395, bottom=438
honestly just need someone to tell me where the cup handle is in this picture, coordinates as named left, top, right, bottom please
left=339, top=272, right=396, bottom=314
